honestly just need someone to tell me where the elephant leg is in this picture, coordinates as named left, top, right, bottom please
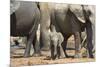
left=10, top=12, right=16, bottom=36
left=32, top=35, right=41, bottom=57
left=41, top=31, right=50, bottom=51
left=24, top=36, right=33, bottom=57
left=57, top=44, right=66, bottom=59
left=57, top=45, right=60, bottom=59
left=24, top=11, right=40, bottom=57
left=39, top=3, right=51, bottom=51
left=51, top=44, right=54, bottom=59
left=61, top=38, right=69, bottom=58
left=51, top=44, right=56, bottom=60
left=86, top=22, right=94, bottom=58
left=57, top=37, right=66, bottom=59
left=74, top=32, right=81, bottom=58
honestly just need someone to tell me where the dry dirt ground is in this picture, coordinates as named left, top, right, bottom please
left=10, top=36, right=95, bottom=67
left=11, top=56, right=95, bottom=67
left=10, top=48, right=95, bottom=67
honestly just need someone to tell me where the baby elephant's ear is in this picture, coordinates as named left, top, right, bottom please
left=49, top=32, right=53, bottom=40
left=58, top=32, right=64, bottom=43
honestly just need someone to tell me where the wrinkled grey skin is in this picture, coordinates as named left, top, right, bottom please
left=10, top=1, right=40, bottom=57
left=39, top=3, right=94, bottom=58
left=51, top=8, right=85, bottom=58
left=50, top=25, right=65, bottom=60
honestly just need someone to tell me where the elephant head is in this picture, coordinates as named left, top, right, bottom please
left=50, top=32, right=59, bottom=59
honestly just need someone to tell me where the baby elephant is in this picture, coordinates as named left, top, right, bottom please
left=50, top=28, right=65, bottom=60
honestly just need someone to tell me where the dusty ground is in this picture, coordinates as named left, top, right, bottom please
left=10, top=36, right=95, bottom=67
left=10, top=47, right=95, bottom=67
left=11, top=56, right=95, bottom=67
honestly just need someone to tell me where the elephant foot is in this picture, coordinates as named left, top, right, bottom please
left=74, top=51, right=82, bottom=58
left=23, top=54, right=30, bottom=58
left=44, top=56, right=58, bottom=60
left=88, top=51, right=94, bottom=58
left=33, top=53, right=41, bottom=57
left=89, top=54, right=94, bottom=58
left=51, top=55, right=57, bottom=60
left=51, top=51, right=57, bottom=60
left=74, top=53, right=82, bottom=58
left=44, top=56, right=51, bottom=60
left=23, top=51, right=31, bottom=57
left=65, top=55, right=69, bottom=58
left=40, top=50, right=51, bottom=56
left=64, top=53, right=70, bottom=58
left=58, top=56, right=65, bottom=59
left=59, top=56, right=65, bottom=59
left=41, top=47, right=50, bottom=51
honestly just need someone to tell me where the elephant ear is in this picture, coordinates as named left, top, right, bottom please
left=57, top=32, right=64, bottom=43
left=69, top=5, right=85, bottom=23
left=69, top=5, right=95, bottom=24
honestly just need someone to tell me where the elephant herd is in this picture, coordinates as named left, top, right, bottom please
left=10, top=1, right=95, bottom=60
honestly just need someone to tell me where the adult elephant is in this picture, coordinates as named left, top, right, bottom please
left=39, top=3, right=94, bottom=58
left=50, top=5, right=85, bottom=58
left=10, top=1, right=40, bottom=57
